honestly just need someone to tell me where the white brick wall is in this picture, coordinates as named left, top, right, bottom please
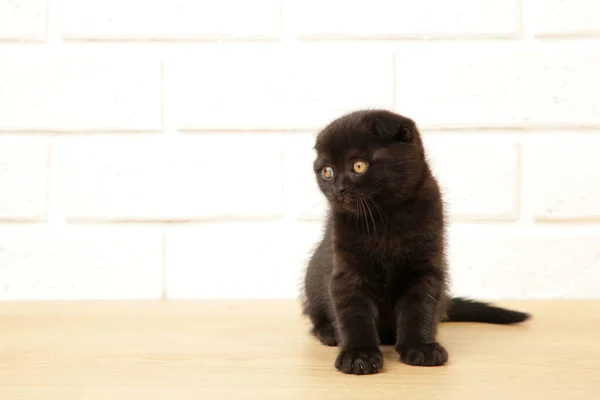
left=395, top=47, right=600, bottom=128
left=166, top=221, right=321, bottom=299
left=0, top=0, right=599, bottom=300
left=0, top=0, right=47, bottom=41
left=0, top=227, right=163, bottom=300
left=447, top=226, right=600, bottom=299
left=0, top=137, right=49, bottom=221
left=424, top=134, right=520, bottom=221
left=166, top=48, right=394, bottom=130
left=59, top=0, right=281, bottom=40
left=289, top=0, right=520, bottom=39
left=525, top=134, right=600, bottom=221
left=533, top=0, right=600, bottom=37
left=56, top=135, right=284, bottom=221
left=0, top=50, right=162, bottom=131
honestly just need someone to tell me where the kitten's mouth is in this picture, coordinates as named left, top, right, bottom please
left=333, top=194, right=352, bottom=204
left=333, top=196, right=356, bottom=210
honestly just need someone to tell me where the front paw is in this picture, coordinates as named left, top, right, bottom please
left=397, top=342, right=448, bottom=366
left=334, top=347, right=383, bottom=375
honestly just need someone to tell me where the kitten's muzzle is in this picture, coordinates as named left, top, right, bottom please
left=333, top=184, right=347, bottom=197
left=333, top=188, right=352, bottom=204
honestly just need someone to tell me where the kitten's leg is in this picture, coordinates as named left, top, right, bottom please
left=394, top=271, right=448, bottom=366
left=330, top=271, right=383, bottom=375
left=307, top=307, right=338, bottom=346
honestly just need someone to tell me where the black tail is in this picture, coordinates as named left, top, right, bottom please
left=446, top=297, right=530, bottom=325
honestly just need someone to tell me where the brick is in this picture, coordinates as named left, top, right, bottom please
left=57, top=135, right=284, bottom=221
left=0, top=0, right=46, bottom=40
left=395, top=47, right=600, bottom=128
left=59, top=0, right=280, bottom=40
left=290, top=0, right=518, bottom=39
left=0, top=227, right=163, bottom=300
left=166, top=221, right=322, bottom=298
left=282, top=133, right=327, bottom=220
left=447, top=227, right=600, bottom=299
left=0, top=51, right=161, bottom=131
left=533, top=0, right=600, bottom=37
left=526, top=135, right=600, bottom=221
left=423, top=134, right=519, bottom=221
left=0, top=137, right=48, bottom=221
left=166, top=48, right=393, bottom=130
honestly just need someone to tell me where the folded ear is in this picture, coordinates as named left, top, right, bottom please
left=371, top=114, right=417, bottom=142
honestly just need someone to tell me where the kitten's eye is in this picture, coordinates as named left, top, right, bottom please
left=321, top=166, right=334, bottom=180
left=353, top=161, right=368, bottom=174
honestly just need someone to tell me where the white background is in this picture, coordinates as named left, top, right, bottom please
left=1, top=0, right=599, bottom=300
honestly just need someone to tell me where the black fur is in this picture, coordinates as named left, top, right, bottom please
left=301, top=109, right=530, bottom=375
left=446, top=298, right=530, bottom=324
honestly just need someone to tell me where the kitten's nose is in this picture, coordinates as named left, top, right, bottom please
left=334, top=185, right=347, bottom=197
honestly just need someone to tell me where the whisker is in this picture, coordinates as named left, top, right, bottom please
left=359, top=198, right=369, bottom=235
left=365, top=195, right=387, bottom=223
left=363, top=197, right=377, bottom=235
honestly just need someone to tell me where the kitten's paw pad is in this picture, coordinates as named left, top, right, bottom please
left=397, top=342, right=448, bottom=366
left=313, top=325, right=338, bottom=346
left=334, top=347, right=383, bottom=375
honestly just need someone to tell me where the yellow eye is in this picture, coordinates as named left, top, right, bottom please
left=353, top=161, right=368, bottom=174
left=321, top=166, right=334, bottom=180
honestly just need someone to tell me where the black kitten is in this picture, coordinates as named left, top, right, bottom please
left=302, top=109, right=530, bottom=375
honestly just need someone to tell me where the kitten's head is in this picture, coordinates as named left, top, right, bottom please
left=313, top=109, right=427, bottom=213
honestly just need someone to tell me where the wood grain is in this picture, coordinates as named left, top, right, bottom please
left=0, top=300, right=598, bottom=399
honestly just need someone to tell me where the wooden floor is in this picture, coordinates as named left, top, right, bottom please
left=0, top=300, right=598, bottom=399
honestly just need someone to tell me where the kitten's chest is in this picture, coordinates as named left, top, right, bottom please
left=334, top=219, right=415, bottom=266
left=356, top=227, right=409, bottom=264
